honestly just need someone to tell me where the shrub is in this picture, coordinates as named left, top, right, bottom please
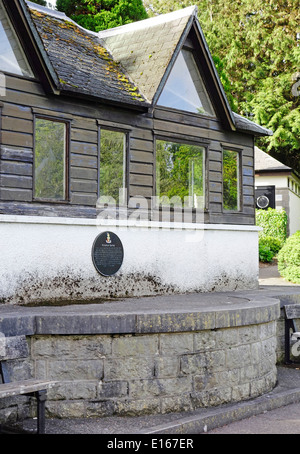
left=278, top=231, right=300, bottom=283
left=259, top=236, right=283, bottom=262
left=256, top=208, right=287, bottom=262
left=256, top=208, right=287, bottom=243
left=259, top=244, right=274, bottom=263
left=259, top=236, right=283, bottom=254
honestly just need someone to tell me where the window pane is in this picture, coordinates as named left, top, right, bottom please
left=157, top=50, right=215, bottom=116
left=156, top=140, right=205, bottom=209
left=0, top=2, right=33, bottom=77
left=100, top=129, right=126, bottom=205
left=223, top=149, right=239, bottom=211
left=34, top=118, right=66, bottom=200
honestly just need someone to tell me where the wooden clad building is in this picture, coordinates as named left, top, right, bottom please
left=0, top=0, right=272, bottom=304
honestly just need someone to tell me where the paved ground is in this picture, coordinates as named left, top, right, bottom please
left=7, top=262, right=300, bottom=436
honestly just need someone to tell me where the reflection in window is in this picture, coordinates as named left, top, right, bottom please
left=34, top=118, right=67, bottom=200
left=0, top=1, right=33, bottom=77
left=100, top=129, right=126, bottom=205
left=156, top=140, right=205, bottom=209
left=157, top=49, right=215, bottom=116
left=223, top=149, right=240, bottom=211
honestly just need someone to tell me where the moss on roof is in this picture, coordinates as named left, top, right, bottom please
left=29, top=8, right=147, bottom=106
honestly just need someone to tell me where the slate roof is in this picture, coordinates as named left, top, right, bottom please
left=23, top=1, right=272, bottom=137
left=26, top=1, right=148, bottom=108
left=233, top=113, right=273, bottom=137
left=98, top=7, right=196, bottom=103
left=255, top=147, right=291, bottom=172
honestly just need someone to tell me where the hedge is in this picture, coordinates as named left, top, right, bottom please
left=278, top=231, right=300, bottom=283
left=256, top=208, right=287, bottom=243
left=256, top=208, right=287, bottom=262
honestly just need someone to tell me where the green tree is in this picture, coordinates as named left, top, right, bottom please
left=56, top=0, right=148, bottom=32
left=156, top=140, right=205, bottom=208
left=145, top=0, right=300, bottom=173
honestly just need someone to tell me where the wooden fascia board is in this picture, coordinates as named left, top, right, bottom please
left=5, top=0, right=60, bottom=95
left=192, top=20, right=236, bottom=132
left=151, top=15, right=236, bottom=132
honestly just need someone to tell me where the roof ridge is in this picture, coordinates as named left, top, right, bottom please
left=98, top=5, right=198, bottom=38
left=25, top=0, right=99, bottom=37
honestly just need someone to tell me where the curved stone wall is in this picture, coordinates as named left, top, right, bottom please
left=31, top=322, right=277, bottom=417
left=0, top=293, right=280, bottom=420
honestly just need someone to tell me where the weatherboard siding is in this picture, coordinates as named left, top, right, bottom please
left=0, top=74, right=255, bottom=224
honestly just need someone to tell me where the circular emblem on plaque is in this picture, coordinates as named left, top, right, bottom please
left=257, top=195, right=269, bottom=209
left=92, top=232, right=124, bottom=276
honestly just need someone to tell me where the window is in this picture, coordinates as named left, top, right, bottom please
left=156, top=139, right=205, bottom=209
left=223, top=149, right=240, bottom=211
left=34, top=118, right=68, bottom=201
left=0, top=1, right=33, bottom=77
left=100, top=129, right=127, bottom=205
left=157, top=49, right=215, bottom=116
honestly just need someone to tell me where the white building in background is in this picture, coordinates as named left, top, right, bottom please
left=255, top=147, right=300, bottom=236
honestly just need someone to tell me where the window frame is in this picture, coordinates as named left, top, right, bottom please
left=33, top=114, right=70, bottom=203
left=154, top=135, right=208, bottom=212
left=222, top=146, right=242, bottom=213
left=157, top=45, right=216, bottom=118
left=98, top=125, right=129, bottom=207
left=0, top=0, right=35, bottom=79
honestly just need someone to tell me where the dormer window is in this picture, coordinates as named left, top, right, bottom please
left=157, top=48, right=215, bottom=116
left=0, top=1, right=33, bottom=77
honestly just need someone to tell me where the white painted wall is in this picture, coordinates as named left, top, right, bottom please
left=255, top=174, right=288, bottom=188
left=0, top=215, right=260, bottom=304
left=289, top=191, right=300, bottom=235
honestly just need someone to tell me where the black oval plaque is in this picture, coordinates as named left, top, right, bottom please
left=92, top=232, right=124, bottom=276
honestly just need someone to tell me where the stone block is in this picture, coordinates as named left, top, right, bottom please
left=215, top=328, right=239, bottom=348
left=161, top=393, right=194, bottom=414
left=112, top=335, right=158, bottom=356
left=35, top=313, right=137, bottom=335
left=32, top=335, right=112, bottom=359
left=50, top=381, right=98, bottom=400
left=193, top=372, right=217, bottom=392
left=113, top=397, right=161, bottom=416
left=46, top=401, right=87, bottom=419
left=98, top=380, right=129, bottom=398
left=47, top=359, right=104, bottom=380
left=180, top=353, right=207, bottom=375
left=104, top=357, right=154, bottom=380
left=194, top=330, right=216, bottom=351
left=226, top=345, right=251, bottom=369
left=206, top=350, right=226, bottom=371
left=86, top=399, right=115, bottom=417
left=0, top=335, right=28, bottom=360
left=129, top=377, right=192, bottom=399
left=232, top=383, right=250, bottom=401
left=154, top=356, right=179, bottom=378
left=237, top=325, right=258, bottom=345
left=206, top=386, right=232, bottom=406
left=159, top=333, right=193, bottom=355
